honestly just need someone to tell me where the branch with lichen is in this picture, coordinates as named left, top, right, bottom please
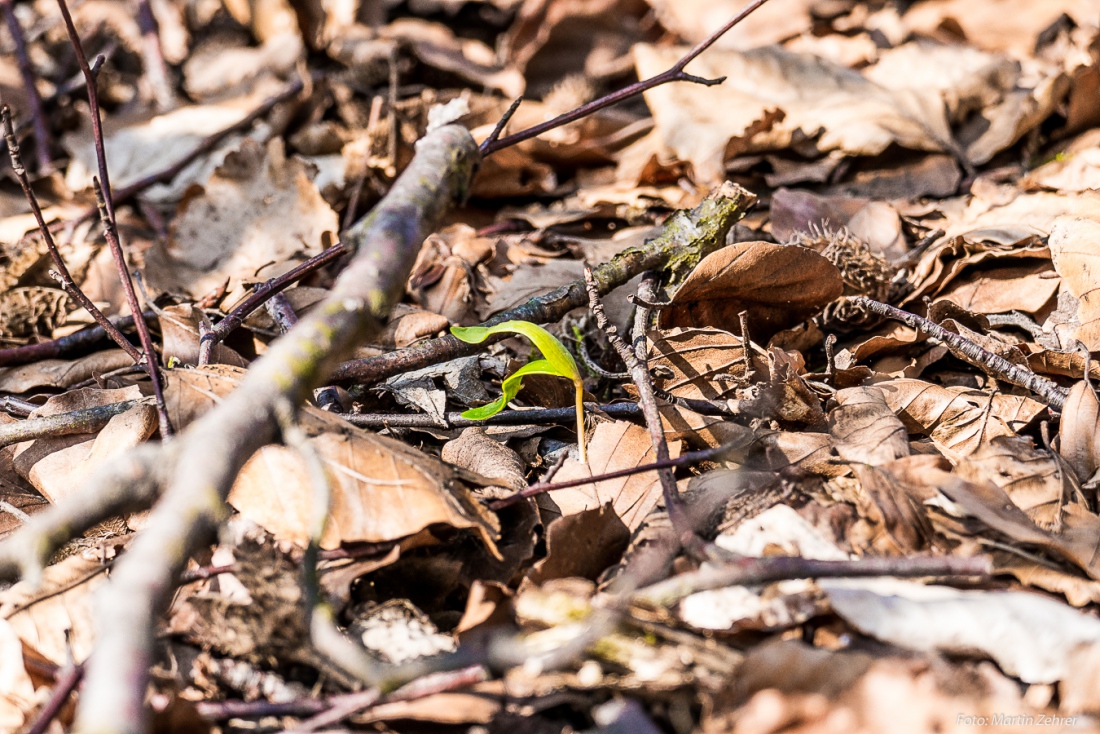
left=331, top=182, right=757, bottom=386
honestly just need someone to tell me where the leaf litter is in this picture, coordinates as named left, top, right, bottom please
left=3, top=0, right=1100, bottom=731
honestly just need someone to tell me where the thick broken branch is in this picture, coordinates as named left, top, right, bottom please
left=332, top=183, right=756, bottom=386
left=72, top=123, right=481, bottom=734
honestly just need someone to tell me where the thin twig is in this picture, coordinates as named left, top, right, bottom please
left=57, top=0, right=172, bottom=435
left=481, top=0, right=775, bottom=154
left=633, top=554, right=993, bottom=607
left=345, top=402, right=643, bottom=429
left=586, top=268, right=687, bottom=535
left=92, top=179, right=171, bottom=437
left=631, top=272, right=661, bottom=362
left=23, top=661, right=85, bottom=734
left=0, top=0, right=52, bottom=171
left=0, top=107, right=142, bottom=364
left=134, top=0, right=177, bottom=109
left=578, top=334, right=630, bottom=380
left=490, top=441, right=738, bottom=510
left=0, top=311, right=155, bottom=367
left=198, top=243, right=346, bottom=365
left=0, top=396, right=37, bottom=417
left=851, top=297, right=1068, bottom=410
left=477, top=95, right=524, bottom=154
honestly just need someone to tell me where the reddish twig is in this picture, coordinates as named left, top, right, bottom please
left=0, top=311, right=155, bottom=367
left=0, top=0, right=52, bottom=171
left=24, top=661, right=85, bottom=734
left=93, top=179, right=171, bottom=437
left=1, top=107, right=142, bottom=364
left=490, top=441, right=737, bottom=510
left=198, top=242, right=346, bottom=364
left=480, top=0, right=775, bottom=155
left=133, top=0, right=177, bottom=109
left=57, top=0, right=172, bottom=436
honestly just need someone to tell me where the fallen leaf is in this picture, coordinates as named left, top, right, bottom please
left=442, top=428, right=527, bottom=493
left=228, top=408, right=501, bottom=552
left=159, top=303, right=249, bottom=367
left=0, top=552, right=110, bottom=665
left=145, top=137, right=338, bottom=299
left=538, top=420, right=680, bottom=531
left=829, top=387, right=910, bottom=466
left=878, top=378, right=1046, bottom=460
left=1048, top=216, right=1100, bottom=350
left=658, top=242, right=844, bottom=342
left=823, top=579, right=1100, bottom=684
left=12, top=387, right=157, bottom=503
left=0, top=619, right=34, bottom=730
left=525, top=503, right=629, bottom=587
left=1059, top=380, right=1100, bottom=484
left=0, top=350, right=135, bottom=393
left=162, top=365, right=247, bottom=430
left=635, top=44, right=953, bottom=181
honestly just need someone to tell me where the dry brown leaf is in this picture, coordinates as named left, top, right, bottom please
left=228, top=408, right=501, bottom=552
left=956, top=436, right=1070, bottom=528
left=183, top=33, right=303, bottom=100
left=1060, top=380, right=1100, bottom=484
left=159, top=303, right=249, bottom=367
left=645, top=0, right=812, bottom=51
left=538, top=420, right=680, bottom=531
left=525, top=503, right=629, bottom=587
left=635, top=44, right=952, bottom=181
left=145, top=138, right=337, bottom=299
left=1023, top=128, right=1100, bottom=192
left=161, top=365, right=246, bottom=430
left=878, top=378, right=1046, bottom=460
left=1049, top=216, right=1100, bottom=350
left=479, top=259, right=586, bottom=321
left=851, top=463, right=934, bottom=553
left=659, top=242, right=844, bottom=342
left=902, top=0, right=1098, bottom=56
left=0, top=350, right=135, bottom=393
left=63, top=96, right=272, bottom=202
left=0, top=551, right=110, bottom=665
left=0, top=619, right=34, bottom=730
left=441, top=428, right=527, bottom=493
left=647, top=328, right=758, bottom=400
left=11, top=387, right=157, bottom=503
left=383, top=19, right=524, bottom=97
left=829, top=387, right=910, bottom=467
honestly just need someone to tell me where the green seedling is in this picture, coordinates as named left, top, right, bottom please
left=451, top=320, right=587, bottom=463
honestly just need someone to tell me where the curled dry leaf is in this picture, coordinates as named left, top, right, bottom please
left=828, top=387, right=910, bottom=467
left=228, top=408, right=501, bottom=553
left=538, top=420, right=681, bottom=532
left=658, top=242, right=844, bottom=342
left=0, top=349, right=135, bottom=393
left=441, top=428, right=527, bottom=494
left=12, top=387, right=157, bottom=503
left=635, top=44, right=952, bottom=181
left=145, top=138, right=338, bottom=300
left=1059, top=380, right=1100, bottom=484
left=956, top=436, right=1072, bottom=528
left=1049, top=216, right=1100, bottom=350
left=878, top=378, right=1046, bottom=460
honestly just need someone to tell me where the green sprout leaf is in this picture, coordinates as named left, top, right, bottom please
left=451, top=320, right=588, bottom=462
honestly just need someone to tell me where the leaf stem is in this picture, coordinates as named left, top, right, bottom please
left=575, top=382, right=587, bottom=464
